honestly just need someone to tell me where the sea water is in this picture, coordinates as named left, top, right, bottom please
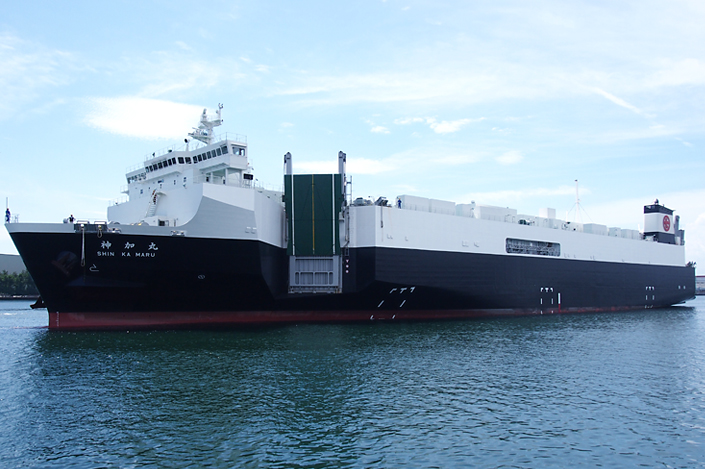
left=1, top=298, right=705, bottom=468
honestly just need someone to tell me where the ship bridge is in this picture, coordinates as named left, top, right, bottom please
left=126, top=134, right=249, bottom=181
left=123, top=104, right=252, bottom=191
left=109, top=106, right=274, bottom=226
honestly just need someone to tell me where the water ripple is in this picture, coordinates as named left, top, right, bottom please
left=1, top=300, right=705, bottom=467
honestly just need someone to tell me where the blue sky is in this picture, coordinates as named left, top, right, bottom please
left=1, top=0, right=704, bottom=270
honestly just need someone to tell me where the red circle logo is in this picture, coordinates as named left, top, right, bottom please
left=663, top=215, right=671, bottom=232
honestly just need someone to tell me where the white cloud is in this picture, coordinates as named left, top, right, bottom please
left=0, top=33, right=80, bottom=115
left=392, top=183, right=418, bottom=193
left=496, top=150, right=524, bottom=165
left=592, top=88, right=646, bottom=116
left=428, top=118, right=473, bottom=134
left=394, top=117, right=426, bottom=125
left=84, top=97, right=206, bottom=140
left=364, top=118, right=390, bottom=134
left=125, top=54, right=233, bottom=98
left=295, top=157, right=396, bottom=175
left=432, top=153, right=482, bottom=165
left=459, top=185, right=586, bottom=207
left=590, top=125, right=687, bottom=145
left=370, top=125, right=390, bottom=134
left=273, top=71, right=522, bottom=107
left=260, top=6, right=703, bottom=123
left=175, top=41, right=192, bottom=51
left=676, top=137, right=693, bottom=147
left=395, top=116, right=484, bottom=134
left=646, top=58, right=705, bottom=88
left=348, top=157, right=398, bottom=174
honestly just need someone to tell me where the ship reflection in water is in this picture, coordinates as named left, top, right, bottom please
left=1, top=298, right=704, bottom=467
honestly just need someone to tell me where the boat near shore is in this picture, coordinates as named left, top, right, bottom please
left=5, top=106, right=697, bottom=329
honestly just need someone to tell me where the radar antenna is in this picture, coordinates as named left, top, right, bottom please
left=187, top=104, right=224, bottom=145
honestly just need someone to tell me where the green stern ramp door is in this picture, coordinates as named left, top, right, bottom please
left=284, top=152, right=346, bottom=294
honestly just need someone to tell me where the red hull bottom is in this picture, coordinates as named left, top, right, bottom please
left=47, top=306, right=648, bottom=330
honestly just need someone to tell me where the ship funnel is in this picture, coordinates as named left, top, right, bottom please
left=643, top=201, right=676, bottom=245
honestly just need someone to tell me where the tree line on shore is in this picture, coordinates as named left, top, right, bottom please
left=0, top=271, right=39, bottom=296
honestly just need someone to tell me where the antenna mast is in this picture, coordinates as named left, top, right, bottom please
left=187, top=104, right=224, bottom=145
left=565, top=179, right=591, bottom=224
left=574, top=179, right=581, bottom=223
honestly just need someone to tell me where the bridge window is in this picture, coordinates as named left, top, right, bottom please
left=216, top=148, right=222, bottom=156
left=221, top=145, right=228, bottom=154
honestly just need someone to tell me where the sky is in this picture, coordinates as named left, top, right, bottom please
left=1, top=0, right=704, bottom=271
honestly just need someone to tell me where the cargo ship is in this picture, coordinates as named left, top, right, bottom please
left=6, top=106, right=696, bottom=329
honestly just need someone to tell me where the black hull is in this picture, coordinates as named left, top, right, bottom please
left=9, top=231, right=696, bottom=329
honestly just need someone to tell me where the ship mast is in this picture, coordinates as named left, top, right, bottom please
left=574, top=179, right=581, bottom=223
left=188, top=103, right=224, bottom=145
left=566, top=179, right=591, bottom=224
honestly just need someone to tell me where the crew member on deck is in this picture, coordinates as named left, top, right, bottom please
left=69, top=214, right=75, bottom=223
left=4, top=208, right=10, bottom=223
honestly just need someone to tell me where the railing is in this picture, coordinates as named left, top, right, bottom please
left=108, top=196, right=128, bottom=207
left=125, top=163, right=146, bottom=174
left=190, top=174, right=283, bottom=193
left=143, top=132, right=246, bottom=162
left=110, top=177, right=283, bottom=207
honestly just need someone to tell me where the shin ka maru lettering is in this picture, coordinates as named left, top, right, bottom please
left=97, top=240, right=158, bottom=258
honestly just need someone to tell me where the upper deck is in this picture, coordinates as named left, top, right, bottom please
left=108, top=106, right=284, bottom=227
left=124, top=134, right=249, bottom=184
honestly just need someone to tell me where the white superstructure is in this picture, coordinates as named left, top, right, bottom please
left=106, top=105, right=686, bottom=271
left=348, top=199, right=685, bottom=267
left=107, top=106, right=285, bottom=245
